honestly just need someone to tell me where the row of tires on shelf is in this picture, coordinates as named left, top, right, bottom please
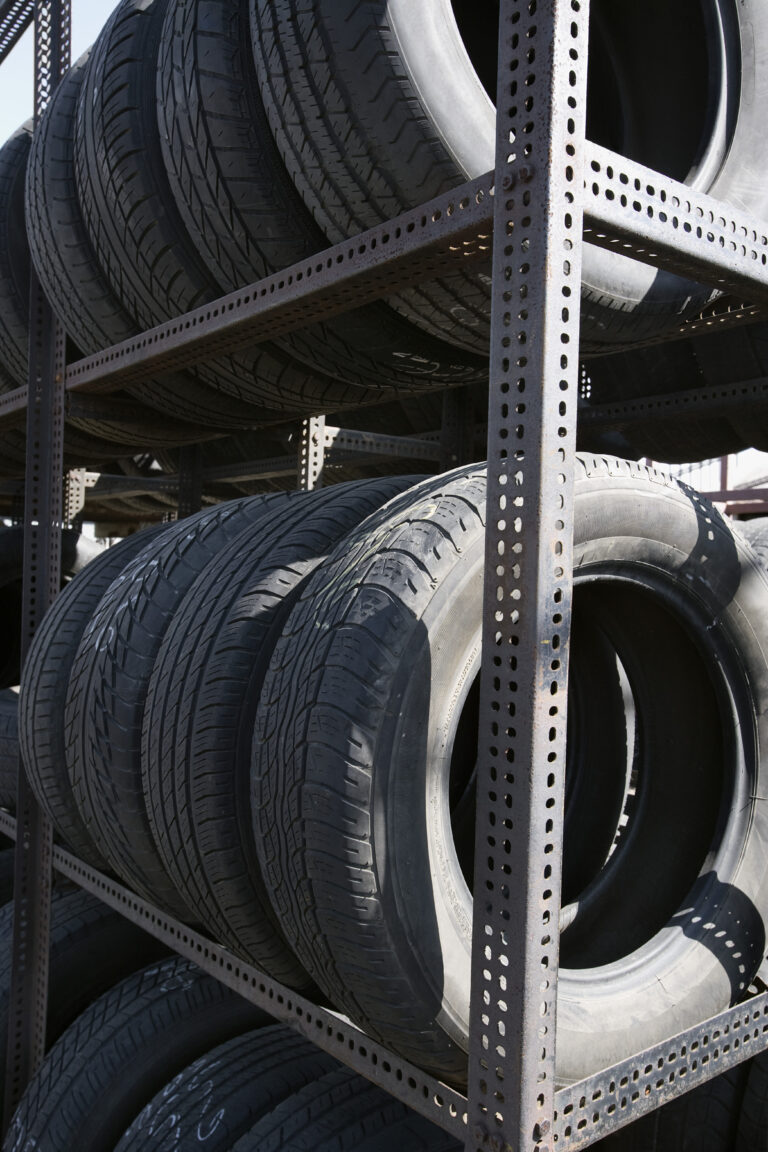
left=0, top=877, right=755, bottom=1152
left=11, top=456, right=768, bottom=1102
left=2, top=0, right=768, bottom=473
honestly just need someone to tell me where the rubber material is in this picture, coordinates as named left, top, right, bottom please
left=66, top=495, right=292, bottom=915
left=0, top=123, right=32, bottom=386
left=114, top=1025, right=338, bottom=1152
left=143, top=475, right=419, bottom=985
left=0, top=887, right=170, bottom=1132
left=253, top=456, right=768, bottom=1085
left=3, top=956, right=267, bottom=1152
left=74, top=0, right=379, bottom=417
left=231, top=1066, right=459, bottom=1152
left=736, top=1049, right=768, bottom=1149
left=159, top=0, right=487, bottom=397
left=25, top=55, right=269, bottom=437
left=20, top=525, right=170, bottom=867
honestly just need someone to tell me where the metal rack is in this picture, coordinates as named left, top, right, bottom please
left=3, top=0, right=768, bottom=1149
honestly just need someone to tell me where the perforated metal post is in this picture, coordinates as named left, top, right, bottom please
left=441, top=386, right=476, bottom=471
left=466, top=3, right=589, bottom=1151
left=298, top=414, right=326, bottom=490
left=177, top=443, right=203, bottom=518
left=3, top=0, right=70, bottom=1127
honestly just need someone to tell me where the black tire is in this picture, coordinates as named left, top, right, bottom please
left=0, top=849, right=14, bottom=907
left=253, top=456, right=768, bottom=1086
left=250, top=0, right=767, bottom=348
left=736, top=517, right=768, bottom=569
left=0, top=527, right=102, bottom=690
left=230, top=1067, right=459, bottom=1152
left=65, top=494, right=293, bottom=916
left=25, top=54, right=271, bottom=437
left=114, top=1025, right=338, bottom=1152
left=0, top=887, right=170, bottom=1132
left=2, top=956, right=267, bottom=1152
left=74, top=0, right=379, bottom=418
left=19, top=525, right=170, bottom=867
left=0, top=690, right=17, bottom=812
left=143, top=475, right=420, bottom=985
left=159, top=0, right=486, bottom=396
left=0, top=123, right=32, bottom=386
left=736, top=1049, right=768, bottom=1149
left=595, top=1063, right=749, bottom=1150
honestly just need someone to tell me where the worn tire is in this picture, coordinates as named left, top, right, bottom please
left=20, top=525, right=170, bottom=867
left=3, top=956, right=267, bottom=1152
left=230, top=1066, right=459, bottom=1152
left=253, top=456, right=768, bottom=1085
left=159, top=0, right=486, bottom=396
left=143, top=475, right=419, bottom=985
left=251, top=0, right=768, bottom=347
left=0, top=887, right=170, bottom=1132
left=65, top=494, right=293, bottom=915
left=115, top=1025, right=337, bottom=1151
left=75, top=0, right=379, bottom=418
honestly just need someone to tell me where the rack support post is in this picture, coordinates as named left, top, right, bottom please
left=3, top=0, right=70, bottom=1128
left=466, top=2, right=589, bottom=1150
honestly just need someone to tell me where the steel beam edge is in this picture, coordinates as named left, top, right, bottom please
left=0, top=809, right=468, bottom=1139
left=0, top=0, right=33, bottom=65
left=552, top=993, right=768, bottom=1148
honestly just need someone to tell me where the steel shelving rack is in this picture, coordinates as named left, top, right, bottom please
left=3, top=0, right=768, bottom=1149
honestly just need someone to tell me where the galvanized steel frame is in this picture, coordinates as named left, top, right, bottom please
left=4, top=0, right=768, bottom=1147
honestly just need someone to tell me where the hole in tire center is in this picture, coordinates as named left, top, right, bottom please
left=450, top=0, right=736, bottom=185
left=449, top=582, right=733, bottom=969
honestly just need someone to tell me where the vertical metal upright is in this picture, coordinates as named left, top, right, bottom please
left=297, top=414, right=326, bottom=491
left=466, top=2, right=589, bottom=1151
left=177, top=443, right=203, bottom=518
left=440, top=386, right=476, bottom=471
left=3, top=0, right=70, bottom=1128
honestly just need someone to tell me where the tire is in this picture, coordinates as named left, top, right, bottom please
left=0, top=690, right=17, bottom=812
left=0, top=527, right=102, bottom=690
left=65, top=494, right=294, bottom=916
left=20, top=525, right=170, bottom=867
left=74, top=0, right=381, bottom=418
left=0, top=848, right=14, bottom=907
left=114, top=1025, right=338, bottom=1151
left=143, top=475, right=420, bottom=986
left=3, top=956, right=267, bottom=1152
left=250, top=0, right=765, bottom=348
left=739, top=517, right=768, bottom=568
left=253, top=456, right=768, bottom=1086
left=25, top=54, right=271, bottom=437
left=0, top=887, right=170, bottom=1132
left=736, top=1049, right=768, bottom=1149
left=159, top=0, right=486, bottom=396
left=0, top=123, right=32, bottom=386
left=595, top=1063, right=749, bottom=1150
left=230, top=1067, right=459, bottom=1152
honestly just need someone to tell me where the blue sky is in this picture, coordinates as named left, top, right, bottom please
left=0, top=1, right=110, bottom=144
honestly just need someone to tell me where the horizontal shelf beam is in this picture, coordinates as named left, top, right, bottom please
left=0, top=809, right=468, bottom=1138
left=0, top=0, right=32, bottom=66
left=554, top=991, right=768, bottom=1147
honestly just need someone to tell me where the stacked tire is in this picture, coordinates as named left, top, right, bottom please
left=17, top=459, right=768, bottom=1102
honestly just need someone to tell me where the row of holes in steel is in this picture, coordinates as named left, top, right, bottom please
left=584, top=378, right=768, bottom=419
left=63, top=191, right=492, bottom=381
left=585, top=156, right=768, bottom=271
left=56, top=856, right=468, bottom=1133
left=474, top=0, right=586, bottom=1133
left=554, top=1009, right=768, bottom=1140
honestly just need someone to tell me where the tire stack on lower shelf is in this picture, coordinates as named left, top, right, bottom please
left=8, top=460, right=768, bottom=1148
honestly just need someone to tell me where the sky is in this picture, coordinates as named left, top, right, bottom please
left=0, top=1, right=110, bottom=145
